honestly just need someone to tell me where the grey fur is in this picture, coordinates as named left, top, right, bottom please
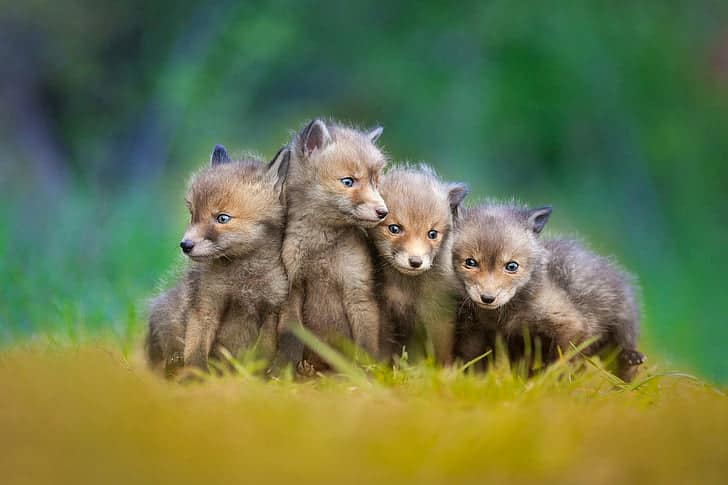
left=280, top=119, right=388, bottom=371
left=146, top=149, right=289, bottom=376
left=369, top=165, right=468, bottom=363
left=452, top=203, right=645, bottom=381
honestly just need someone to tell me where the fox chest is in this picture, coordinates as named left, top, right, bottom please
left=295, top=237, right=371, bottom=287
left=381, top=279, right=420, bottom=317
left=200, top=270, right=275, bottom=310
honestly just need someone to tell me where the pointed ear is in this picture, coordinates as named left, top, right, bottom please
left=210, top=144, right=231, bottom=166
left=448, top=183, right=469, bottom=220
left=525, top=206, right=553, bottom=234
left=367, top=125, right=383, bottom=143
left=267, top=146, right=291, bottom=196
left=301, top=119, right=332, bottom=157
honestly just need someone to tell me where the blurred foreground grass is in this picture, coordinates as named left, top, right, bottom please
left=1, top=340, right=726, bottom=485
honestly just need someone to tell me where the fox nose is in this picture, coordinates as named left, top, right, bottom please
left=408, top=256, right=423, bottom=268
left=480, top=294, right=496, bottom=304
left=375, top=207, right=388, bottom=219
left=180, top=240, right=194, bottom=254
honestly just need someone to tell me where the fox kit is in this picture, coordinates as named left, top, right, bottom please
left=147, top=145, right=290, bottom=375
left=452, top=203, right=645, bottom=381
left=281, top=119, right=388, bottom=371
left=369, top=165, right=468, bottom=363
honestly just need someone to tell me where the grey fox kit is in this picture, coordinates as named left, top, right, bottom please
left=147, top=145, right=289, bottom=376
left=280, top=119, right=388, bottom=372
left=368, top=165, right=468, bottom=363
left=452, top=203, right=645, bottom=381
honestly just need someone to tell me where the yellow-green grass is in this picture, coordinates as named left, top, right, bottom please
left=1, top=337, right=726, bottom=485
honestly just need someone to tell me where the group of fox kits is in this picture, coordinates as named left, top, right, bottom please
left=147, top=118, right=646, bottom=381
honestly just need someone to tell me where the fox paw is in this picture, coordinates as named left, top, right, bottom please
left=296, top=359, right=317, bottom=377
left=620, top=350, right=646, bottom=366
left=164, top=352, right=185, bottom=378
left=168, top=352, right=184, bottom=365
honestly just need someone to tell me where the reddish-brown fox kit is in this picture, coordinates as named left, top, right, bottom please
left=146, top=145, right=289, bottom=376
left=280, top=119, right=388, bottom=372
left=368, top=165, right=468, bottom=364
left=452, top=203, right=646, bottom=381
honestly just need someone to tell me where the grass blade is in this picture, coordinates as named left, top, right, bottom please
left=459, top=350, right=493, bottom=373
left=289, top=324, right=370, bottom=386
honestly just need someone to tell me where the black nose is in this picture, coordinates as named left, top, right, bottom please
left=409, top=256, right=423, bottom=268
left=375, top=207, right=388, bottom=219
left=480, top=294, right=495, bottom=304
left=180, top=240, right=194, bottom=254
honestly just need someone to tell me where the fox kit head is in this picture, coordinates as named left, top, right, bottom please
left=370, top=165, right=468, bottom=275
left=452, top=204, right=552, bottom=309
left=179, top=144, right=290, bottom=260
left=289, top=119, right=388, bottom=228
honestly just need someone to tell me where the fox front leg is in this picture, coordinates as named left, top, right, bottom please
left=183, top=300, right=223, bottom=371
left=343, top=290, right=381, bottom=362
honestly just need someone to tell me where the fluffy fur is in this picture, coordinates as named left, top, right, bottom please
left=369, top=165, right=468, bottom=363
left=146, top=145, right=290, bottom=376
left=280, top=119, right=388, bottom=371
left=452, top=203, right=645, bottom=381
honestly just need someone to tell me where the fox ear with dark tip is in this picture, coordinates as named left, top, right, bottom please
left=367, top=125, right=383, bottom=143
left=525, top=206, right=553, bottom=234
left=210, top=144, right=231, bottom=166
left=301, top=119, right=332, bottom=158
left=267, top=146, right=291, bottom=198
left=448, top=183, right=469, bottom=220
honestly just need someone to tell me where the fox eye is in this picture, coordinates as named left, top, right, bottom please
left=427, top=229, right=438, bottom=240
left=505, top=261, right=519, bottom=273
left=216, top=213, right=231, bottom=224
left=464, top=258, right=478, bottom=268
left=340, top=177, right=355, bottom=188
left=388, top=224, right=402, bottom=235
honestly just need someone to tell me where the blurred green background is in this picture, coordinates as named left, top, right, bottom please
left=0, top=1, right=726, bottom=381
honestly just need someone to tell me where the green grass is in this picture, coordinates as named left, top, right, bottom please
left=1, top=336, right=726, bottom=484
